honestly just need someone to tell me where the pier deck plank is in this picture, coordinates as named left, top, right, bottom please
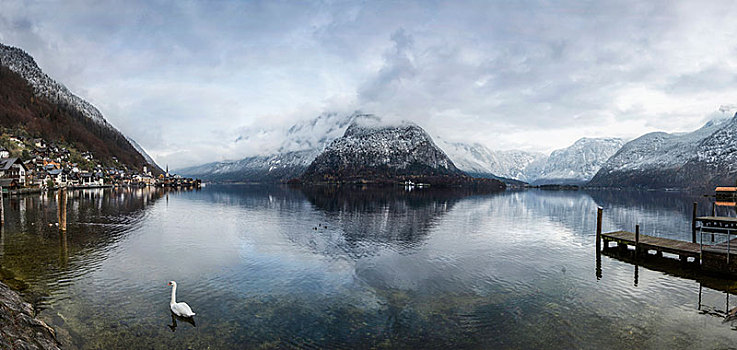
left=696, top=216, right=737, bottom=223
left=601, top=230, right=700, bottom=256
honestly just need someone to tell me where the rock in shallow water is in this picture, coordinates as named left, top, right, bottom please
left=0, top=281, right=61, bottom=350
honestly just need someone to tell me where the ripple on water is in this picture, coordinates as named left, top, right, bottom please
left=4, top=187, right=737, bottom=348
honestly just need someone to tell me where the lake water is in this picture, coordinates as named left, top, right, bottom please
left=1, top=185, right=736, bottom=349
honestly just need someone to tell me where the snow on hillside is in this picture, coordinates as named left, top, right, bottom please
left=599, top=117, right=729, bottom=173
left=0, top=43, right=111, bottom=128
left=589, top=108, right=737, bottom=189
left=436, top=139, right=545, bottom=182
left=301, top=118, right=462, bottom=181
left=276, top=112, right=363, bottom=154
left=178, top=112, right=366, bottom=180
left=437, top=137, right=622, bottom=184
left=534, top=137, right=624, bottom=184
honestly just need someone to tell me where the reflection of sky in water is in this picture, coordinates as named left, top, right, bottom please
left=0, top=186, right=736, bottom=348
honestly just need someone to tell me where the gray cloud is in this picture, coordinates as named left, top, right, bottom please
left=358, top=28, right=417, bottom=102
left=2, top=0, right=737, bottom=168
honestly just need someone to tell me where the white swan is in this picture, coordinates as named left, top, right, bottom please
left=167, top=281, right=196, bottom=317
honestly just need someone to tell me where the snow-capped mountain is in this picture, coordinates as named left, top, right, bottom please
left=589, top=112, right=737, bottom=189
left=301, top=116, right=461, bottom=181
left=0, top=43, right=110, bottom=127
left=277, top=112, right=358, bottom=154
left=0, top=43, right=159, bottom=173
left=437, top=137, right=622, bottom=185
left=436, top=140, right=545, bottom=182
left=178, top=112, right=364, bottom=181
left=533, top=137, right=624, bottom=185
left=301, top=117, right=504, bottom=189
left=176, top=150, right=317, bottom=182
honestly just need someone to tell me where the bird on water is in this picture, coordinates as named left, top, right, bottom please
left=167, top=281, right=196, bottom=317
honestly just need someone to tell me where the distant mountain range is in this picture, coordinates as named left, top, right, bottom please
left=533, top=137, right=624, bottom=185
left=589, top=112, right=737, bottom=190
left=435, top=140, right=546, bottom=183
left=5, top=43, right=734, bottom=190
left=178, top=112, right=625, bottom=185
left=0, top=43, right=161, bottom=173
left=436, top=137, right=623, bottom=185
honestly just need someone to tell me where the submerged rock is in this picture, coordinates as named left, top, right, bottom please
left=0, top=281, right=61, bottom=350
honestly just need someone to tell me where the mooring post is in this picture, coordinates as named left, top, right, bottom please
left=596, top=207, right=603, bottom=252
left=57, top=187, right=67, bottom=232
left=596, top=207, right=603, bottom=280
left=712, top=202, right=717, bottom=217
left=56, top=188, right=61, bottom=224
left=692, top=202, right=697, bottom=243
left=635, top=224, right=640, bottom=257
left=60, top=188, right=67, bottom=232
left=0, top=186, right=4, bottom=226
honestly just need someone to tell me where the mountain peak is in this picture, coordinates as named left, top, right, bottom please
left=0, top=42, right=110, bottom=127
left=0, top=43, right=36, bottom=68
left=0, top=41, right=160, bottom=173
left=344, top=116, right=420, bottom=138
left=300, top=116, right=469, bottom=184
left=589, top=110, right=737, bottom=189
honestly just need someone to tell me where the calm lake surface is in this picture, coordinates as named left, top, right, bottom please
left=1, top=185, right=737, bottom=349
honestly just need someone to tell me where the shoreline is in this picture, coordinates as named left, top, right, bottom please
left=0, top=280, right=62, bottom=349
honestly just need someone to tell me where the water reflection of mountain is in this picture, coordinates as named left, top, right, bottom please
left=587, top=190, right=717, bottom=240
left=190, top=184, right=308, bottom=210
left=473, top=190, right=718, bottom=244
left=471, top=190, right=602, bottom=242
left=298, top=186, right=495, bottom=258
left=0, top=187, right=168, bottom=301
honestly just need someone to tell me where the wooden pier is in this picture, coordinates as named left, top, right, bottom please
left=596, top=206, right=737, bottom=276
left=601, top=230, right=700, bottom=262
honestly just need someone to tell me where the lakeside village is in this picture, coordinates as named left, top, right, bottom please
left=0, top=134, right=200, bottom=194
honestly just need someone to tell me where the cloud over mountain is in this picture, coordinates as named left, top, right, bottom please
left=2, top=1, right=737, bottom=168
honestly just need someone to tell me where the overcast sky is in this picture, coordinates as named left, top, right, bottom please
left=2, top=0, right=737, bottom=169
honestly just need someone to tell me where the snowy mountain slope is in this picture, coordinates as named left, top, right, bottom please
left=532, top=137, right=624, bottom=185
left=277, top=112, right=358, bottom=153
left=301, top=117, right=460, bottom=180
left=0, top=43, right=110, bottom=127
left=436, top=140, right=545, bottom=182
left=178, top=150, right=318, bottom=182
left=178, top=112, right=365, bottom=181
left=436, top=137, right=621, bottom=185
left=589, top=113, right=737, bottom=189
left=300, top=117, right=504, bottom=189
left=0, top=43, right=154, bottom=172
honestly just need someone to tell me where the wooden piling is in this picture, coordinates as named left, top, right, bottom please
left=0, top=186, right=4, bottom=226
left=596, top=207, right=603, bottom=252
left=58, top=188, right=67, bottom=232
left=692, top=202, right=697, bottom=243
left=635, top=224, right=640, bottom=257
left=56, top=189, right=61, bottom=224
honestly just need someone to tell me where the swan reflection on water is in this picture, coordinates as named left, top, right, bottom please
left=168, top=312, right=196, bottom=332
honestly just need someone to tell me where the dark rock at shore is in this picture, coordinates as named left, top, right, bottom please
left=0, top=281, right=61, bottom=350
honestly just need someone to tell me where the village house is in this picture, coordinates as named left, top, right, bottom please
left=47, top=169, right=68, bottom=187
left=0, top=157, right=28, bottom=186
left=43, top=160, right=62, bottom=170
left=79, top=172, right=104, bottom=187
